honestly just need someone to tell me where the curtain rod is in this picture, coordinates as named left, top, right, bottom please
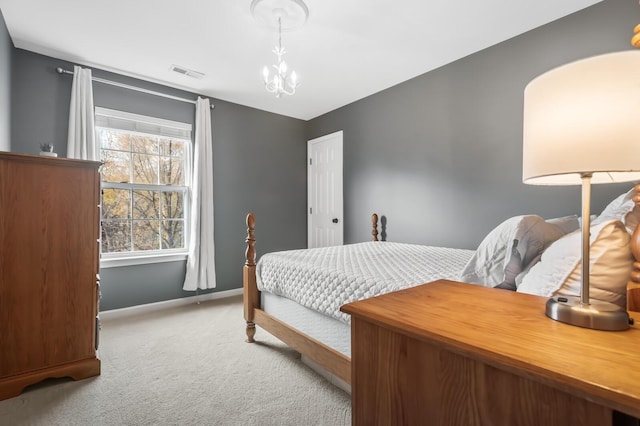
left=56, top=67, right=214, bottom=109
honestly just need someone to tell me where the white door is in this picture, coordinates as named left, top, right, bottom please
left=308, top=131, right=343, bottom=248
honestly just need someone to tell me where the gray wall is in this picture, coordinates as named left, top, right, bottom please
left=10, top=49, right=307, bottom=310
left=7, top=0, right=638, bottom=309
left=0, top=9, right=11, bottom=151
left=308, top=0, right=636, bottom=249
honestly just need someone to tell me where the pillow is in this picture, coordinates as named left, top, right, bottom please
left=546, top=215, right=580, bottom=234
left=517, top=219, right=632, bottom=308
left=577, top=215, right=597, bottom=229
left=592, top=187, right=640, bottom=234
left=511, top=215, right=580, bottom=286
left=459, top=215, right=569, bottom=290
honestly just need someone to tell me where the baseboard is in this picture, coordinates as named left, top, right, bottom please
left=301, top=355, right=351, bottom=394
left=100, top=288, right=243, bottom=321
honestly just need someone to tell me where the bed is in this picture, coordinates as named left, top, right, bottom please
left=243, top=185, right=640, bottom=386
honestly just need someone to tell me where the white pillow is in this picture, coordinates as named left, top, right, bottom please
left=546, top=215, right=580, bottom=234
left=511, top=215, right=580, bottom=287
left=517, top=219, right=632, bottom=308
left=459, top=215, right=569, bottom=290
left=592, top=187, right=640, bottom=234
left=577, top=215, right=597, bottom=229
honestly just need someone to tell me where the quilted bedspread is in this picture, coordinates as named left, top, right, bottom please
left=256, top=241, right=474, bottom=323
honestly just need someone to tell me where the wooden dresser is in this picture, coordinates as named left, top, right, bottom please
left=0, top=152, right=101, bottom=400
left=341, top=280, right=640, bottom=426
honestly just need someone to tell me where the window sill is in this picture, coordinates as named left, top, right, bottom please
left=100, top=252, right=188, bottom=268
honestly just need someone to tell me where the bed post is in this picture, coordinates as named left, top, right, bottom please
left=628, top=184, right=640, bottom=312
left=372, top=213, right=379, bottom=242
left=244, top=213, right=259, bottom=343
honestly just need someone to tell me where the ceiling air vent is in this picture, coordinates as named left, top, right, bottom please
left=169, top=64, right=205, bottom=79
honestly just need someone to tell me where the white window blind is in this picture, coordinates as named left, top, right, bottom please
left=95, top=107, right=192, bottom=140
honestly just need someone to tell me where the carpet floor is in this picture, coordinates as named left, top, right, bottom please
left=0, top=295, right=351, bottom=425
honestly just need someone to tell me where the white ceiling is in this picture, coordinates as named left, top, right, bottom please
left=0, top=0, right=601, bottom=121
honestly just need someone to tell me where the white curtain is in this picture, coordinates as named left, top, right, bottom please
left=66, top=66, right=97, bottom=160
left=183, top=97, right=216, bottom=290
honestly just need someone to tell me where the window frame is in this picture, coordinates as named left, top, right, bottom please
left=95, top=107, right=192, bottom=267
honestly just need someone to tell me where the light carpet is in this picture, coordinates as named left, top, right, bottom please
left=0, top=295, right=351, bottom=425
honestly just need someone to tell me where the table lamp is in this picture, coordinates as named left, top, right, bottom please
left=522, top=50, right=640, bottom=331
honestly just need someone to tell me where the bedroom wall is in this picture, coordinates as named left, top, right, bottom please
left=0, top=9, right=12, bottom=151
left=6, top=0, right=637, bottom=310
left=307, top=0, right=637, bottom=249
left=10, top=49, right=307, bottom=310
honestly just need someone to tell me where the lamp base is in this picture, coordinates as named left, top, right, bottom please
left=545, top=296, right=630, bottom=331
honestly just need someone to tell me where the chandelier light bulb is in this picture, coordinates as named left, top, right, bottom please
left=262, top=66, right=269, bottom=81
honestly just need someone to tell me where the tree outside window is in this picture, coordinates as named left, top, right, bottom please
left=97, top=113, right=191, bottom=257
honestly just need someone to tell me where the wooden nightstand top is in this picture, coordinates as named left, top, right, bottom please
left=341, top=280, right=640, bottom=420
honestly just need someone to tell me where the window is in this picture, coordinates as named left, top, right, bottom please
left=95, top=107, right=192, bottom=264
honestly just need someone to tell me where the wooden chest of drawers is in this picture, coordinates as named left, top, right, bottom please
left=0, top=152, right=101, bottom=400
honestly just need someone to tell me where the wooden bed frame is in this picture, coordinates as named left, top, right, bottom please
left=243, top=188, right=640, bottom=386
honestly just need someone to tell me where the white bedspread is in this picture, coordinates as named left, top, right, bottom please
left=256, top=242, right=474, bottom=323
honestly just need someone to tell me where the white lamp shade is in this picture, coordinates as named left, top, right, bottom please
left=523, top=51, right=640, bottom=185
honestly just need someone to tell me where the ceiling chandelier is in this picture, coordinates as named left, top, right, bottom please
left=251, top=0, right=309, bottom=98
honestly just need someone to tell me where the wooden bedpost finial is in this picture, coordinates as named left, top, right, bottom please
left=633, top=23, right=640, bottom=48
left=372, top=213, right=379, bottom=242
left=245, top=213, right=256, bottom=267
left=632, top=184, right=640, bottom=255
left=630, top=185, right=640, bottom=278
left=629, top=183, right=640, bottom=311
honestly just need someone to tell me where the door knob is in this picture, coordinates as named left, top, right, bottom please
left=332, top=218, right=339, bottom=223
